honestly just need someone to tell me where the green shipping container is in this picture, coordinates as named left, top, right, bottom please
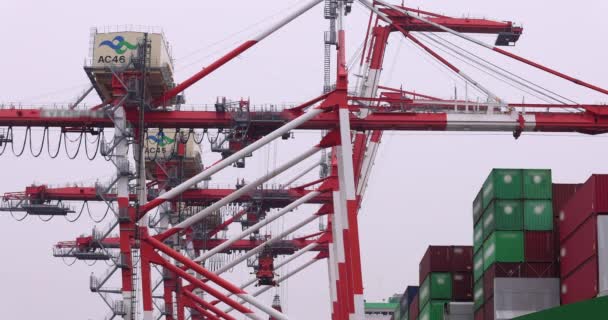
left=524, top=200, right=554, bottom=230
left=482, top=169, right=523, bottom=209
left=473, top=250, right=484, bottom=282
left=474, top=280, right=484, bottom=311
left=473, top=221, right=484, bottom=254
left=523, top=169, right=552, bottom=199
left=394, top=306, right=401, bottom=320
left=483, top=231, right=524, bottom=271
left=419, top=273, right=453, bottom=310
left=419, top=300, right=450, bottom=320
left=482, top=200, right=524, bottom=240
left=402, top=311, right=408, bottom=320
left=473, top=189, right=483, bottom=224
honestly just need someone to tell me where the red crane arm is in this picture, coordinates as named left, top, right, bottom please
left=3, top=106, right=608, bottom=134
left=58, top=236, right=326, bottom=253
left=5, top=185, right=332, bottom=205
left=379, top=8, right=522, bottom=35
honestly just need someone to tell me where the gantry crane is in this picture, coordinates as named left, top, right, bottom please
left=1, top=1, right=608, bottom=320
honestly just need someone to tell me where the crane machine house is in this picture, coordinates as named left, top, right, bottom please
left=85, top=27, right=176, bottom=105
left=86, top=27, right=202, bottom=180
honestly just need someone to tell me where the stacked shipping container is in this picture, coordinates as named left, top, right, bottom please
left=558, top=175, right=608, bottom=304
left=394, top=286, right=419, bottom=320
left=473, top=169, right=560, bottom=320
left=416, top=246, right=474, bottom=320
left=386, top=170, right=608, bottom=320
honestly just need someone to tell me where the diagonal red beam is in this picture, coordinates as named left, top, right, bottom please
left=181, top=296, right=222, bottom=320
left=146, top=247, right=255, bottom=316
left=144, top=233, right=287, bottom=319
left=154, top=0, right=323, bottom=106
left=182, top=289, right=237, bottom=320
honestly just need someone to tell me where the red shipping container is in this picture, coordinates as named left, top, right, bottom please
left=474, top=306, right=484, bottom=320
left=484, top=296, right=495, bottom=320
left=553, top=184, right=581, bottom=262
left=409, top=293, right=419, bottom=320
left=559, top=175, right=608, bottom=241
left=523, top=262, right=558, bottom=278
left=552, top=184, right=582, bottom=216
left=419, top=246, right=451, bottom=283
left=561, top=256, right=599, bottom=305
left=452, top=272, right=473, bottom=301
left=419, top=246, right=473, bottom=283
left=560, top=215, right=597, bottom=278
left=525, top=231, right=555, bottom=262
left=451, top=246, right=474, bottom=273
left=483, top=263, right=524, bottom=300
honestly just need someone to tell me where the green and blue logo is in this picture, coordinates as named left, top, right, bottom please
left=148, top=132, right=174, bottom=147
left=99, top=35, right=138, bottom=54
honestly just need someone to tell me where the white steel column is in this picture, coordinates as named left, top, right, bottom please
left=173, top=146, right=321, bottom=231
left=282, top=160, right=322, bottom=188
left=214, top=214, right=318, bottom=275
left=229, top=242, right=321, bottom=296
left=115, top=106, right=133, bottom=320
left=328, top=216, right=339, bottom=320
left=143, top=107, right=325, bottom=213
left=194, top=191, right=322, bottom=262
left=225, top=259, right=320, bottom=314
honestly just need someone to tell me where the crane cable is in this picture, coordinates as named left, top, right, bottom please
left=415, top=34, right=557, bottom=105
left=426, top=33, right=580, bottom=106
left=417, top=33, right=583, bottom=112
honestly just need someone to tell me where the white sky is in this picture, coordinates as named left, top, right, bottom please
left=1, top=0, right=608, bottom=319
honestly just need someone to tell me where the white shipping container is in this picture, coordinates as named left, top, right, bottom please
left=599, top=215, right=608, bottom=296
left=493, top=278, right=560, bottom=320
left=443, top=302, right=473, bottom=320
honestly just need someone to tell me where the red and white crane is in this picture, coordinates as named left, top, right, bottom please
left=1, top=1, right=607, bottom=320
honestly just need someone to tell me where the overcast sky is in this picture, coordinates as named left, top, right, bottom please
left=1, top=1, right=608, bottom=319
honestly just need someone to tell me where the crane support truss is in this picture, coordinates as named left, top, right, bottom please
left=1, top=1, right=608, bottom=320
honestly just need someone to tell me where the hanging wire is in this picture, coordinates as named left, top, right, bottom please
left=63, top=131, right=83, bottom=159
left=193, top=129, right=206, bottom=144
left=0, top=127, right=9, bottom=156
left=88, top=202, right=111, bottom=223
left=84, top=260, right=98, bottom=266
left=11, top=126, right=29, bottom=157
left=61, top=257, right=78, bottom=266
left=47, top=128, right=63, bottom=158
left=37, top=214, right=54, bottom=222
left=84, top=130, right=102, bottom=160
left=9, top=209, right=28, bottom=221
left=64, top=201, right=87, bottom=222
left=29, top=127, right=47, bottom=157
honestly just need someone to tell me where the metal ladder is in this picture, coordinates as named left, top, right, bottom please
left=130, top=248, right=141, bottom=320
left=324, top=0, right=337, bottom=93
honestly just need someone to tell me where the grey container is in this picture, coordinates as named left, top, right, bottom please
left=443, top=302, right=473, bottom=320
left=492, top=278, right=560, bottom=320
left=599, top=215, right=608, bottom=296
